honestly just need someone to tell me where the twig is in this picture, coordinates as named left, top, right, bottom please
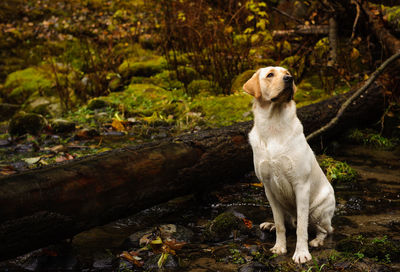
left=349, top=0, right=361, bottom=42
left=271, top=7, right=303, bottom=24
left=306, top=51, right=400, bottom=141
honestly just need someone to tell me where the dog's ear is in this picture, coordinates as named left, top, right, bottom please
left=243, top=70, right=261, bottom=99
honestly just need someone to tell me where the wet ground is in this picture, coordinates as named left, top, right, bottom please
left=1, top=143, right=400, bottom=271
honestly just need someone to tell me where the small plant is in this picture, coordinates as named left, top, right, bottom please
left=319, top=156, right=358, bottom=183
left=229, top=248, right=245, bottom=264
left=347, top=128, right=395, bottom=149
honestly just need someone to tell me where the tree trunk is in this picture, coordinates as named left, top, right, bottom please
left=0, top=83, right=385, bottom=261
left=361, top=2, right=400, bottom=55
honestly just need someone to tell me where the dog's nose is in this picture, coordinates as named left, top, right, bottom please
left=283, top=75, right=293, bottom=83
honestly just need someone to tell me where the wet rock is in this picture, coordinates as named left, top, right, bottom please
left=0, top=102, right=20, bottom=121
left=51, top=119, right=76, bottom=134
left=122, top=227, right=154, bottom=249
left=143, top=254, right=179, bottom=271
left=239, top=262, right=270, bottom=272
left=9, top=112, right=47, bottom=136
left=336, top=235, right=400, bottom=261
left=87, top=99, right=109, bottom=110
left=204, top=212, right=246, bottom=242
left=345, top=196, right=365, bottom=213
left=92, top=255, right=113, bottom=270
left=117, top=259, right=134, bottom=271
left=21, top=254, right=78, bottom=271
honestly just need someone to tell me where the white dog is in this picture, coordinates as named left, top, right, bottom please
left=243, top=67, right=335, bottom=264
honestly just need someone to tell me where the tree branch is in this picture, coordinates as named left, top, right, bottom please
left=306, top=51, right=400, bottom=141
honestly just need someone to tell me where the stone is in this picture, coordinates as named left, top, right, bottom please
left=87, top=99, right=109, bottom=110
left=9, top=112, right=47, bottom=136
left=0, top=103, right=20, bottom=121
left=51, top=119, right=76, bottom=134
left=203, top=212, right=245, bottom=242
left=239, top=262, right=270, bottom=272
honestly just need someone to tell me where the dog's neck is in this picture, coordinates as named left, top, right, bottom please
left=252, top=98, right=301, bottom=142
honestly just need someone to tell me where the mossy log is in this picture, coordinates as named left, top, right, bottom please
left=0, top=83, right=384, bottom=260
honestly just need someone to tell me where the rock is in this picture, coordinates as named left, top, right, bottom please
left=122, top=227, right=154, bottom=249
left=87, top=99, right=109, bottom=110
left=204, top=212, right=245, bottom=242
left=92, top=255, right=113, bottom=270
left=118, top=57, right=166, bottom=78
left=143, top=253, right=179, bottom=271
left=51, top=119, right=76, bottom=134
left=117, top=259, right=134, bottom=271
left=9, top=112, right=47, bottom=136
left=0, top=103, right=20, bottom=121
left=75, top=128, right=100, bottom=139
left=24, top=96, right=63, bottom=117
left=336, top=235, right=400, bottom=261
left=239, top=262, right=270, bottom=272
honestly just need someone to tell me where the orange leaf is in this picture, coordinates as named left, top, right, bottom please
left=112, top=119, right=126, bottom=132
left=164, top=240, right=186, bottom=250
left=242, top=218, right=253, bottom=229
left=250, top=183, right=263, bottom=188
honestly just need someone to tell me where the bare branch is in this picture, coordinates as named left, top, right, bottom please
left=306, top=51, right=400, bottom=142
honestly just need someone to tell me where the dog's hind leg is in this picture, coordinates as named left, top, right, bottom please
left=309, top=218, right=333, bottom=247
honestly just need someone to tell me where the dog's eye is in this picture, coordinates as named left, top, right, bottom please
left=267, top=73, right=274, bottom=78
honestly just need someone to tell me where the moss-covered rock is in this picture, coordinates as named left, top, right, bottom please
left=51, top=119, right=76, bottom=134
left=23, top=96, right=62, bottom=117
left=87, top=98, right=109, bottom=110
left=4, top=67, right=53, bottom=104
left=9, top=112, right=47, bottom=136
left=204, top=212, right=242, bottom=242
left=336, top=235, right=400, bottom=262
left=231, top=70, right=256, bottom=93
left=118, top=57, right=166, bottom=78
left=187, top=80, right=215, bottom=95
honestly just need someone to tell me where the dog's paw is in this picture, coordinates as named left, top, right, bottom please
left=270, top=244, right=287, bottom=255
left=309, top=238, right=324, bottom=248
left=292, top=249, right=312, bottom=264
left=260, top=222, right=275, bottom=232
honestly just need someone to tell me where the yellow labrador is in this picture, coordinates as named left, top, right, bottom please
left=244, top=67, right=335, bottom=264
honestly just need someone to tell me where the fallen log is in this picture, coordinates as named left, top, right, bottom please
left=0, top=83, right=385, bottom=260
left=272, top=25, right=329, bottom=38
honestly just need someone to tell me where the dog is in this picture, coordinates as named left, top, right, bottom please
left=243, top=67, right=335, bottom=264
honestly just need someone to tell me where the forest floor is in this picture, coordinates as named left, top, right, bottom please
left=1, top=142, right=399, bottom=271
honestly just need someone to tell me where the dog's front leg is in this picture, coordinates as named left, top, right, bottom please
left=292, top=183, right=312, bottom=264
left=264, top=188, right=287, bottom=255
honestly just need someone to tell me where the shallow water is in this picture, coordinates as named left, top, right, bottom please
left=1, top=144, right=399, bottom=271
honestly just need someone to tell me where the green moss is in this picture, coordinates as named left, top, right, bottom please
left=347, top=128, right=396, bottom=149
left=230, top=70, right=256, bottom=93
left=4, top=67, right=53, bottom=104
left=118, top=56, right=166, bottom=78
left=176, top=66, right=199, bottom=85
left=187, top=80, right=215, bottom=95
left=319, top=155, right=357, bottom=183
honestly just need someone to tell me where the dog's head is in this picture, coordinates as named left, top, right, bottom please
left=243, top=67, right=296, bottom=103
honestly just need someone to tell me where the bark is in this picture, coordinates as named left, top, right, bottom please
left=0, top=83, right=385, bottom=260
left=328, top=16, right=338, bottom=66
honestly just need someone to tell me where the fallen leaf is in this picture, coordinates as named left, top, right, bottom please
left=112, top=119, right=126, bottom=132
left=164, top=240, right=186, bottom=251
left=157, top=252, right=169, bottom=268
left=250, top=183, right=263, bottom=188
left=150, top=236, right=163, bottom=245
left=0, top=166, right=17, bottom=176
left=23, top=157, right=41, bottom=165
left=242, top=218, right=253, bottom=229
